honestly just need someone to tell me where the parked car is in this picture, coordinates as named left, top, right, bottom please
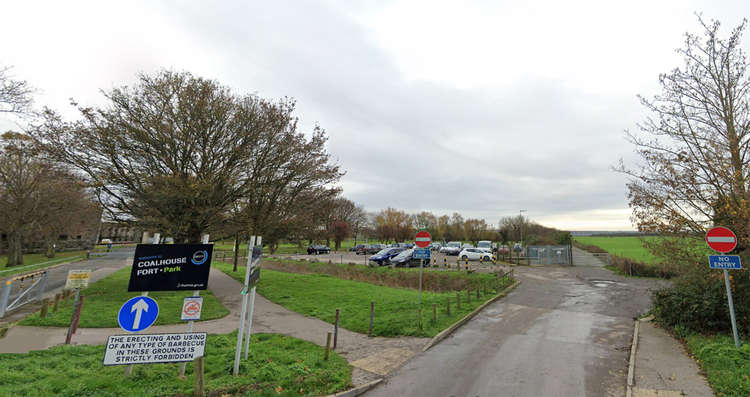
left=497, top=245, right=510, bottom=255
left=429, top=242, right=442, bottom=251
left=477, top=240, right=493, bottom=253
left=307, top=245, right=331, bottom=255
left=459, top=248, right=493, bottom=262
left=367, top=244, right=387, bottom=253
left=512, top=243, right=523, bottom=253
left=368, top=247, right=405, bottom=266
left=390, top=248, right=421, bottom=267
left=440, top=241, right=463, bottom=256
left=350, top=244, right=367, bottom=252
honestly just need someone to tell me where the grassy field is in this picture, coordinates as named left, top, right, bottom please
left=214, top=261, right=514, bottom=337
left=0, top=250, right=87, bottom=278
left=20, top=267, right=229, bottom=328
left=573, top=236, right=661, bottom=264
left=0, top=332, right=351, bottom=397
left=686, top=333, right=750, bottom=396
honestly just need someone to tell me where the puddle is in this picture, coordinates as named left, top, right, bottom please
left=590, top=280, right=616, bottom=288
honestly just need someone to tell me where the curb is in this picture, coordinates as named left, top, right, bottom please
left=326, top=379, right=383, bottom=397
left=422, top=279, right=521, bottom=352
left=626, top=319, right=640, bottom=397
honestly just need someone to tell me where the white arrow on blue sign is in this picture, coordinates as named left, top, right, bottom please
left=708, top=255, right=742, bottom=270
left=118, top=296, right=159, bottom=332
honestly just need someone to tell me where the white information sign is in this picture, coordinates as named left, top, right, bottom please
left=102, top=332, right=206, bottom=366
left=65, top=269, right=91, bottom=290
left=181, top=296, right=203, bottom=321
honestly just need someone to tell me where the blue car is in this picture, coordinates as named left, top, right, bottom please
left=368, top=248, right=405, bottom=266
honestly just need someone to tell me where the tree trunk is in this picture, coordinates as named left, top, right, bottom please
left=6, top=231, right=24, bottom=267
left=232, top=234, right=240, bottom=272
left=335, top=239, right=341, bottom=251
left=45, top=240, right=56, bottom=258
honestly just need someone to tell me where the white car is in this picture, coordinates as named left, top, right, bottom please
left=477, top=240, right=493, bottom=253
left=459, top=248, right=493, bottom=262
left=440, top=241, right=463, bottom=255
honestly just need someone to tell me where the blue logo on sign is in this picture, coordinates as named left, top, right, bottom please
left=117, top=296, right=159, bottom=332
left=191, top=250, right=208, bottom=265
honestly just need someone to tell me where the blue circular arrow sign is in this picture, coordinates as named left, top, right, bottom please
left=117, top=296, right=159, bottom=332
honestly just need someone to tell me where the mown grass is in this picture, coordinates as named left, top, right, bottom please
left=0, top=250, right=87, bottom=278
left=686, top=333, right=750, bottom=396
left=0, top=332, right=351, bottom=397
left=214, top=261, right=514, bottom=337
left=573, top=236, right=661, bottom=264
left=262, top=257, right=501, bottom=292
left=20, top=267, right=229, bottom=328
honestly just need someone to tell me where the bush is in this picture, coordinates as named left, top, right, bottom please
left=652, top=269, right=750, bottom=334
left=609, top=255, right=678, bottom=278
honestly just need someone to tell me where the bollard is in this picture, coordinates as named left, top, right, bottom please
left=432, top=304, right=437, bottom=323
left=480, top=256, right=483, bottom=265
left=446, top=296, right=451, bottom=315
left=457, top=293, right=461, bottom=310
left=369, top=301, right=374, bottom=337
left=40, top=298, right=49, bottom=318
left=193, top=356, right=205, bottom=397
left=334, top=309, right=340, bottom=349
left=324, top=332, right=332, bottom=361
left=443, top=257, right=447, bottom=267
left=53, top=293, right=61, bottom=312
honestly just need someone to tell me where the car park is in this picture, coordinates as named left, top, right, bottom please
left=459, top=247, right=493, bottom=262
left=307, top=245, right=331, bottom=255
left=368, top=247, right=405, bottom=266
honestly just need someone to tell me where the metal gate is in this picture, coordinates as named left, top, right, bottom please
left=0, top=270, right=49, bottom=318
left=526, top=245, right=572, bottom=265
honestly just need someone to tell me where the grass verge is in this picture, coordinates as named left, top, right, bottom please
left=20, top=267, right=229, bottom=328
left=0, top=331, right=351, bottom=397
left=685, top=333, right=750, bottom=396
left=0, top=251, right=87, bottom=278
left=214, top=261, right=513, bottom=337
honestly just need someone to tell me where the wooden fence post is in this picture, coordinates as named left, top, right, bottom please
left=324, top=332, right=332, bottom=361
left=53, top=293, right=61, bottom=312
left=193, top=356, right=204, bottom=397
left=40, top=298, right=49, bottom=318
left=369, top=301, right=374, bottom=337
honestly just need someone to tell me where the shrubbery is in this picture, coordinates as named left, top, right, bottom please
left=652, top=267, right=750, bottom=335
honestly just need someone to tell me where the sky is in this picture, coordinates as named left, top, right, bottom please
left=1, top=0, right=748, bottom=231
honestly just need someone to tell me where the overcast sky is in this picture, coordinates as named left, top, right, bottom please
left=2, top=1, right=748, bottom=230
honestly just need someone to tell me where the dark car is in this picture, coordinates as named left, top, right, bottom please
left=368, top=247, right=405, bottom=266
left=307, top=245, right=331, bottom=255
left=350, top=244, right=367, bottom=253
left=365, top=244, right=387, bottom=254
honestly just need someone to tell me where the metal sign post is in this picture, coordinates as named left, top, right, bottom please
left=244, top=236, right=262, bottom=359
left=234, top=235, right=261, bottom=376
left=706, top=227, right=742, bottom=348
left=178, top=234, right=209, bottom=377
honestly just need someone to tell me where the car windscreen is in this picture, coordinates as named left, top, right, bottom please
left=447, top=242, right=461, bottom=247
left=477, top=242, right=490, bottom=248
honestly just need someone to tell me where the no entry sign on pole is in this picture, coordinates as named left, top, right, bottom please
left=415, top=231, right=432, bottom=248
left=706, top=226, right=738, bottom=253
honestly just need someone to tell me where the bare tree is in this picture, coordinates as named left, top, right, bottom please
left=0, top=66, right=33, bottom=114
left=619, top=16, right=750, bottom=249
left=0, top=132, right=52, bottom=266
left=33, top=70, right=341, bottom=243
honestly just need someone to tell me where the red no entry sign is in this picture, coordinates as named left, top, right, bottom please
left=415, top=231, right=431, bottom=248
left=706, top=226, right=737, bottom=253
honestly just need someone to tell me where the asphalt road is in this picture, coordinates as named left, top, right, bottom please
left=365, top=265, right=664, bottom=397
left=0, top=248, right=134, bottom=326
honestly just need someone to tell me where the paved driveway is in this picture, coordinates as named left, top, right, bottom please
left=366, top=265, right=664, bottom=397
